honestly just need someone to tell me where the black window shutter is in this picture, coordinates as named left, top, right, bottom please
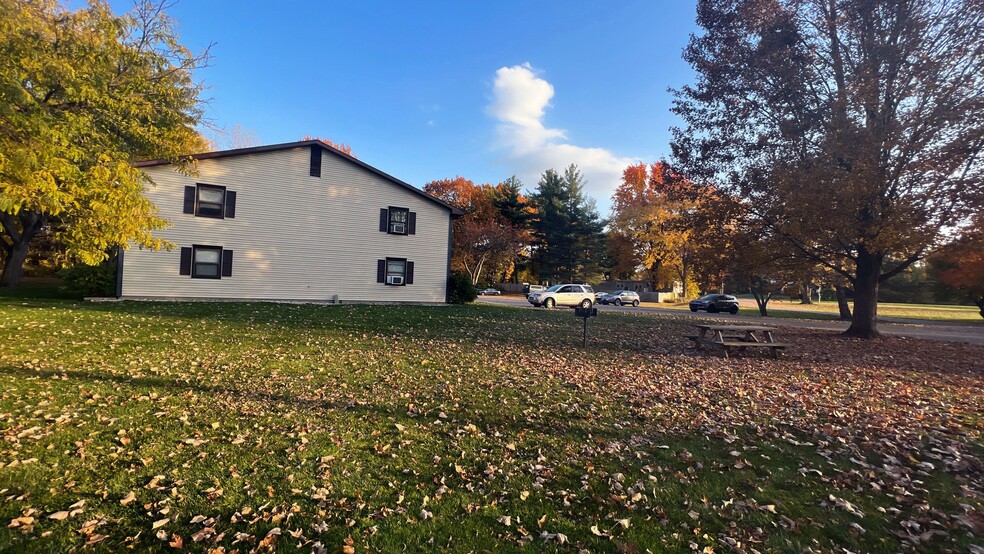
left=221, top=250, right=233, bottom=277
left=183, top=186, right=196, bottom=214
left=179, top=247, right=192, bottom=275
left=405, top=261, right=414, bottom=285
left=379, top=208, right=389, bottom=232
left=376, top=259, right=386, bottom=283
left=225, top=191, right=237, bottom=218
left=408, top=212, right=417, bottom=235
left=310, top=145, right=322, bottom=177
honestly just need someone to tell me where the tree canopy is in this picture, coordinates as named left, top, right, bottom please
left=0, top=0, right=209, bottom=285
left=610, top=161, right=704, bottom=294
left=931, top=216, right=984, bottom=318
left=672, top=0, right=984, bottom=337
left=424, top=176, right=532, bottom=285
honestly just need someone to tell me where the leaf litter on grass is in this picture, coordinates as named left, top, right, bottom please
left=0, top=301, right=981, bottom=552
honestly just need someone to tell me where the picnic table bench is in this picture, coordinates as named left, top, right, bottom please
left=685, top=324, right=789, bottom=359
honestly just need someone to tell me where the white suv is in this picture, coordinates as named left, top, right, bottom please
left=528, top=284, right=595, bottom=309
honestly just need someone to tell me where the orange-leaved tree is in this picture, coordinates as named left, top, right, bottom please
left=672, top=0, right=984, bottom=337
left=932, top=217, right=984, bottom=318
left=487, top=176, right=536, bottom=282
left=424, top=177, right=528, bottom=285
left=610, top=161, right=705, bottom=296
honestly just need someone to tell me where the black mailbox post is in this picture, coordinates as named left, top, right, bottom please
left=574, top=307, right=598, bottom=347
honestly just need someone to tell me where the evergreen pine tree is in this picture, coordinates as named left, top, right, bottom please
left=532, top=165, right=606, bottom=283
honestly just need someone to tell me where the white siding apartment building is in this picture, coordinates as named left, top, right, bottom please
left=119, top=140, right=462, bottom=303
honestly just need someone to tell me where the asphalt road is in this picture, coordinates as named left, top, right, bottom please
left=477, top=295, right=984, bottom=346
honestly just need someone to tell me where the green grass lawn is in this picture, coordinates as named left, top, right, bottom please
left=1, top=297, right=982, bottom=552
left=658, top=298, right=983, bottom=323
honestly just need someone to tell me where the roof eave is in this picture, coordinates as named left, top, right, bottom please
left=134, top=140, right=462, bottom=215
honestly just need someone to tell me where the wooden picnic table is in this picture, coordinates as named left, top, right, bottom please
left=685, top=324, right=789, bottom=358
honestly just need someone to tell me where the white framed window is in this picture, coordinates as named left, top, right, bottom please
left=386, top=258, right=406, bottom=285
left=192, top=246, right=222, bottom=279
left=196, top=185, right=226, bottom=218
left=388, top=207, right=409, bottom=235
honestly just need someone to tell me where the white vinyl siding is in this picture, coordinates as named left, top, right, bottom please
left=123, top=147, right=451, bottom=303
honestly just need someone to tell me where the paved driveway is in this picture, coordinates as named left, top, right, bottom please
left=477, top=295, right=984, bottom=346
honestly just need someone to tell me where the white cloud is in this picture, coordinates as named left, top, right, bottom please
left=488, top=63, right=634, bottom=209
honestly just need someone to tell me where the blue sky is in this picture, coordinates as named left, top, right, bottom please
left=102, top=1, right=699, bottom=214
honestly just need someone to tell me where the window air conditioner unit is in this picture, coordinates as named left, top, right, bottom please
left=386, top=275, right=404, bottom=285
left=390, top=223, right=406, bottom=234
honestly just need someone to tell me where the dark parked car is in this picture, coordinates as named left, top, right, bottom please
left=599, top=290, right=641, bottom=307
left=477, top=287, right=501, bottom=296
left=689, top=294, right=740, bottom=314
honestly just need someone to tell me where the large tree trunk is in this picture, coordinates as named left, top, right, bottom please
left=844, top=252, right=882, bottom=338
left=799, top=281, right=813, bottom=304
left=647, top=260, right=662, bottom=291
left=835, top=286, right=852, bottom=320
left=0, top=240, right=31, bottom=287
left=0, top=212, right=43, bottom=287
left=752, top=291, right=770, bottom=316
left=471, top=255, right=487, bottom=286
left=751, top=278, right=771, bottom=316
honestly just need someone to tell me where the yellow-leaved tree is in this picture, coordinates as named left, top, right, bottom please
left=0, top=0, right=209, bottom=286
left=610, top=161, right=704, bottom=297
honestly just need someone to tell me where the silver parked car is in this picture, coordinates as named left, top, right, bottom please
left=528, top=284, right=595, bottom=309
left=600, top=290, right=641, bottom=307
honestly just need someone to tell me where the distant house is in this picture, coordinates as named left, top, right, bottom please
left=119, top=140, right=463, bottom=303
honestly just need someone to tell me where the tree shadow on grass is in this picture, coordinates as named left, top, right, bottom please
left=64, top=299, right=695, bottom=358
left=11, top=298, right=980, bottom=383
left=0, top=364, right=633, bottom=444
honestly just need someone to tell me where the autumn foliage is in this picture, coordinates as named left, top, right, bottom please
left=0, top=0, right=209, bottom=286
left=424, top=177, right=532, bottom=285
left=672, top=0, right=984, bottom=337
left=609, top=162, right=705, bottom=295
left=933, top=217, right=984, bottom=318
